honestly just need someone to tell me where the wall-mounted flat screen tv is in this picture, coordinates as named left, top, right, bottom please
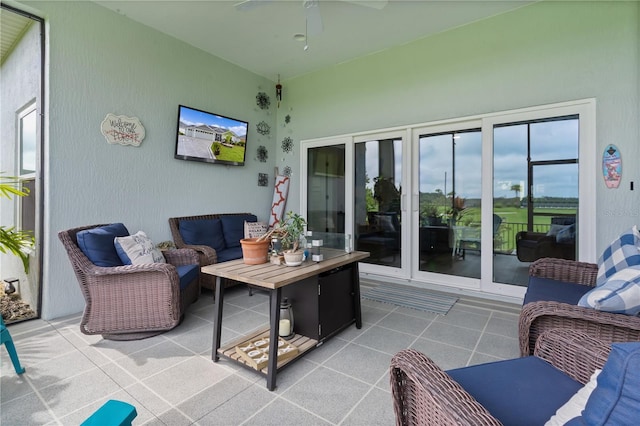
left=174, top=105, right=248, bottom=166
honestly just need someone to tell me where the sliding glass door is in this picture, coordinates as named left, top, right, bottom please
left=353, top=137, right=403, bottom=269
left=493, top=116, right=579, bottom=286
left=416, top=128, right=482, bottom=279
left=302, top=100, right=596, bottom=299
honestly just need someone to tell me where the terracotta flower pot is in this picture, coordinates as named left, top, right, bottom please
left=240, top=238, right=271, bottom=265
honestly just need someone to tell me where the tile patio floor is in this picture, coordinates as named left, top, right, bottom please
left=1, top=284, right=521, bottom=425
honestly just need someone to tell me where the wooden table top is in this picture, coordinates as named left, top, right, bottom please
left=201, top=249, right=369, bottom=290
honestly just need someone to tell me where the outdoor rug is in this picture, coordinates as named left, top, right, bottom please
left=361, top=282, right=458, bottom=315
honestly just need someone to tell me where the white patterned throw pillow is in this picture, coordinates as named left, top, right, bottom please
left=579, top=266, right=640, bottom=315
left=244, top=221, right=268, bottom=239
left=596, top=226, right=640, bottom=287
left=114, top=231, right=166, bottom=265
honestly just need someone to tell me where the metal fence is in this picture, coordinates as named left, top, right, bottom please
left=495, top=221, right=551, bottom=254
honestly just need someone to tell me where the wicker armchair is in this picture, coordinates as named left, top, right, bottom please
left=390, top=329, right=611, bottom=426
left=59, top=224, right=200, bottom=340
left=519, top=257, right=640, bottom=356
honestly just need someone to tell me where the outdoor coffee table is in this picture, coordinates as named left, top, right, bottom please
left=202, top=249, right=369, bottom=390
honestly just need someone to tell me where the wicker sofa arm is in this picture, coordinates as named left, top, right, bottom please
left=528, top=258, right=598, bottom=287
left=390, top=349, right=501, bottom=426
left=519, top=300, right=640, bottom=356
left=81, top=265, right=181, bottom=336
left=178, top=244, right=217, bottom=265
left=534, top=329, right=611, bottom=385
left=162, top=248, right=199, bottom=266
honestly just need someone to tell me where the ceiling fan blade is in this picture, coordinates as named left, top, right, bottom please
left=342, top=0, right=388, bottom=10
left=304, top=0, right=324, bottom=36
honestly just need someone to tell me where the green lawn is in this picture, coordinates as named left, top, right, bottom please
left=212, top=144, right=245, bottom=163
left=458, top=206, right=575, bottom=227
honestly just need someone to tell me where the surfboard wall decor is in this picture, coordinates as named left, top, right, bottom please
left=602, top=144, right=622, bottom=189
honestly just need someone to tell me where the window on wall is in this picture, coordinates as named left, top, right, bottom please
left=18, top=102, right=37, bottom=176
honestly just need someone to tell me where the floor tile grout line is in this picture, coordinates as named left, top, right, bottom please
left=52, top=320, right=205, bottom=425
left=22, top=373, right=64, bottom=426
left=466, top=310, right=494, bottom=367
left=186, top=373, right=261, bottom=425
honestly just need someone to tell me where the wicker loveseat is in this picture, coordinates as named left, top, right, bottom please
left=169, top=212, right=258, bottom=291
left=59, top=224, right=200, bottom=340
left=515, top=217, right=576, bottom=262
left=390, top=329, right=611, bottom=425
left=519, top=257, right=640, bottom=356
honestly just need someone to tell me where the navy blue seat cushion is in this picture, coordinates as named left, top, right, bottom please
left=566, top=341, right=640, bottom=425
left=76, top=223, right=129, bottom=267
left=447, top=356, right=582, bottom=426
left=220, top=214, right=257, bottom=248
left=179, top=218, right=226, bottom=252
left=216, top=246, right=243, bottom=262
left=523, top=276, right=592, bottom=305
left=175, top=264, right=199, bottom=291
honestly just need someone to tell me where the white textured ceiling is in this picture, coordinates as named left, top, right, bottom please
left=96, top=0, right=533, bottom=82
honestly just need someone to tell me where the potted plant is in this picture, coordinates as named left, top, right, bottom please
left=277, top=211, right=307, bottom=266
left=0, top=174, right=34, bottom=274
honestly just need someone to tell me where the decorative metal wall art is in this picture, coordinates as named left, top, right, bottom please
left=256, top=121, right=270, bottom=136
left=256, top=92, right=270, bottom=110
left=258, top=173, right=269, bottom=187
left=284, top=114, right=291, bottom=125
left=281, top=136, right=293, bottom=153
left=256, top=145, right=268, bottom=162
left=283, top=166, right=292, bottom=177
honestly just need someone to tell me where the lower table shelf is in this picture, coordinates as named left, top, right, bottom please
left=217, top=326, right=318, bottom=374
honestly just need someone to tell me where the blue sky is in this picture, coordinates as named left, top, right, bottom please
left=363, top=118, right=579, bottom=199
left=179, top=105, right=248, bottom=137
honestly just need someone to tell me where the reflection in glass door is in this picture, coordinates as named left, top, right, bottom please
left=307, top=146, right=346, bottom=234
left=354, top=138, right=402, bottom=268
left=418, top=129, right=481, bottom=279
left=493, top=116, right=579, bottom=286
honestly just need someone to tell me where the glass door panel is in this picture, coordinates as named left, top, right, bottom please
left=418, top=129, right=481, bottom=279
left=307, top=146, right=346, bottom=234
left=354, top=138, right=402, bottom=268
left=493, top=116, right=579, bottom=286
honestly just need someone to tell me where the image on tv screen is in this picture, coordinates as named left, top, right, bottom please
left=175, top=105, right=248, bottom=166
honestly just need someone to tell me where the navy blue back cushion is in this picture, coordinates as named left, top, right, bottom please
left=76, top=223, right=129, bottom=267
left=220, top=214, right=257, bottom=248
left=523, top=276, right=591, bottom=305
left=179, top=218, right=226, bottom=251
left=175, top=264, right=199, bottom=290
left=216, top=247, right=243, bottom=262
left=447, top=356, right=581, bottom=426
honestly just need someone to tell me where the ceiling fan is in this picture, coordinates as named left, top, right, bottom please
left=235, top=0, right=388, bottom=36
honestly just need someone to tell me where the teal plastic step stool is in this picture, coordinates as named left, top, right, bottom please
left=0, top=316, right=25, bottom=374
left=81, top=400, right=137, bottom=426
